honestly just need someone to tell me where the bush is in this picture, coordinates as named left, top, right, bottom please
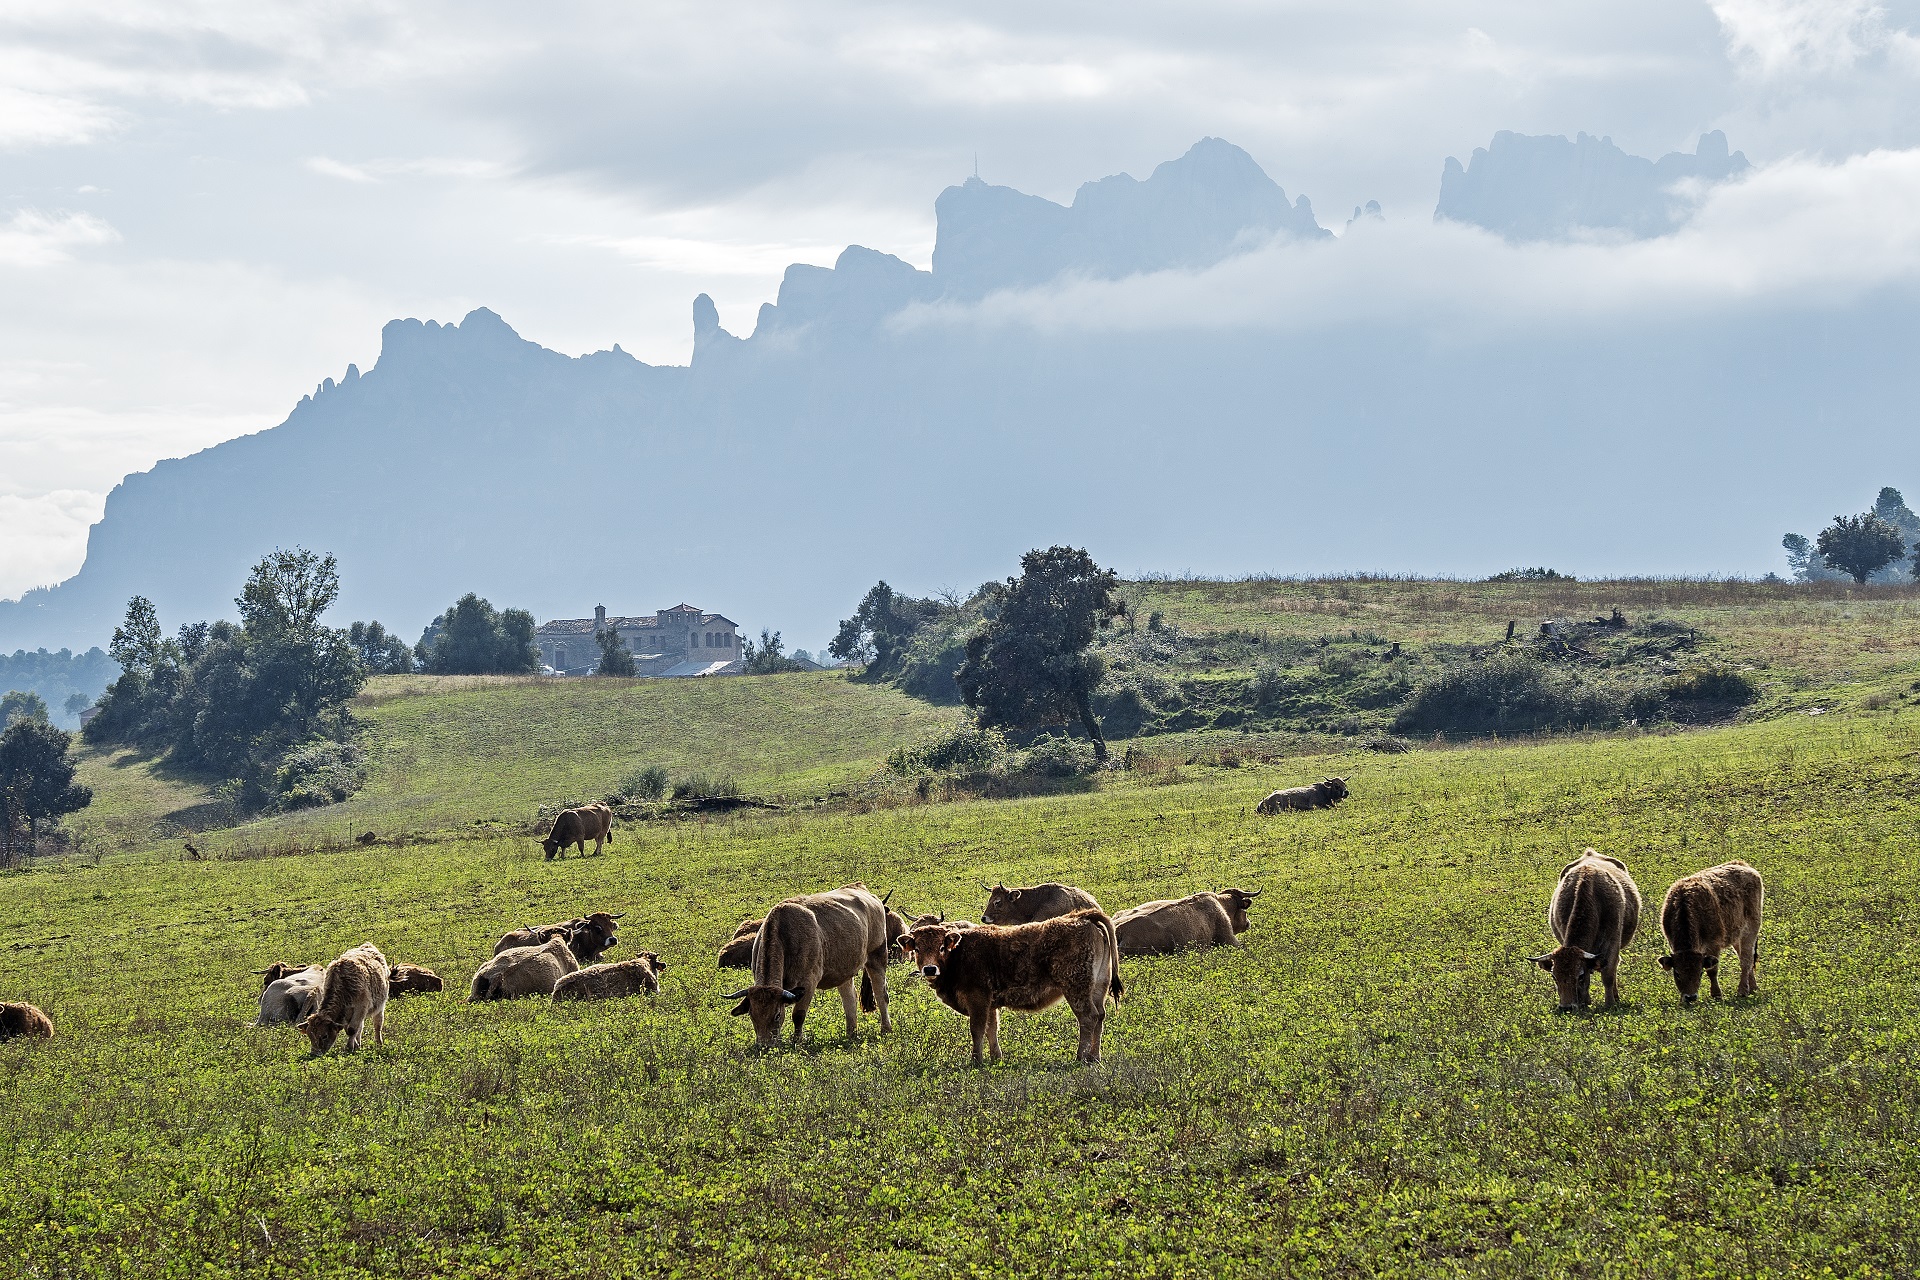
left=887, top=725, right=1010, bottom=776
left=1394, top=652, right=1623, bottom=737
left=1021, top=734, right=1094, bottom=777
left=1249, top=665, right=1286, bottom=707
left=271, top=740, right=366, bottom=811
left=672, top=773, right=740, bottom=800
left=1487, top=567, right=1575, bottom=582
left=894, top=619, right=972, bottom=703
left=1664, top=665, right=1759, bottom=703
left=618, top=763, right=670, bottom=801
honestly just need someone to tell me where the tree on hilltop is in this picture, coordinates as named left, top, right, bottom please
left=417, top=594, right=541, bottom=674
left=830, top=582, right=944, bottom=675
left=1, top=690, right=49, bottom=728
left=1816, top=512, right=1906, bottom=584
left=349, top=621, right=415, bottom=674
left=0, top=718, right=92, bottom=865
left=593, top=628, right=636, bottom=677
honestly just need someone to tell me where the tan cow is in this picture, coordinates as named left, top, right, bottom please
left=723, top=884, right=892, bottom=1047
left=897, top=908, right=1123, bottom=1065
left=297, top=944, right=389, bottom=1055
left=255, top=962, right=325, bottom=1025
left=553, top=952, right=666, bottom=1001
left=1114, top=888, right=1261, bottom=957
left=1531, top=851, right=1642, bottom=1012
left=386, top=963, right=444, bottom=996
left=541, top=802, right=614, bottom=860
left=471, top=937, right=581, bottom=1001
left=1659, top=861, right=1764, bottom=1004
left=0, top=1001, right=54, bottom=1040
left=980, top=882, right=1101, bottom=926
left=717, top=917, right=762, bottom=969
left=494, top=912, right=623, bottom=964
left=1256, top=777, right=1349, bottom=814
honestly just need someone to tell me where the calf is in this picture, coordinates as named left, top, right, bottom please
left=255, top=963, right=325, bottom=1025
left=980, top=882, right=1101, bottom=925
left=553, top=952, right=666, bottom=1002
left=541, top=802, right=614, bottom=859
left=494, top=912, right=622, bottom=964
left=1659, top=861, right=1764, bottom=1004
left=471, top=937, right=580, bottom=1001
left=717, top=917, right=761, bottom=969
left=386, top=963, right=444, bottom=996
left=723, top=884, right=891, bottom=1047
left=0, top=1001, right=54, bottom=1040
left=1531, top=851, right=1642, bottom=1012
left=1113, top=888, right=1260, bottom=957
left=297, top=944, right=389, bottom=1055
left=897, top=908, right=1123, bottom=1065
left=1256, top=777, right=1349, bottom=814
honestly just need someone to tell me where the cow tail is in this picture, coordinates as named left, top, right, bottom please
left=860, top=970, right=876, bottom=1013
left=1099, top=915, right=1123, bottom=1005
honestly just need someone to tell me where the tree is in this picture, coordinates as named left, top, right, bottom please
left=62, top=692, right=92, bottom=720
left=743, top=628, right=804, bottom=675
left=0, top=719, right=92, bottom=864
left=594, top=628, right=636, bottom=676
left=419, top=595, right=542, bottom=675
left=236, top=550, right=365, bottom=739
left=1874, top=487, right=1920, bottom=543
left=955, top=546, right=1121, bottom=763
left=1, top=690, right=49, bottom=727
left=348, top=621, right=414, bottom=674
left=830, top=582, right=944, bottom=674
left=1816, top=512, right=1906, bottom=584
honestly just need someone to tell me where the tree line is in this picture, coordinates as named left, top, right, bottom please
left=1783, top=488, right=1920, bottom=584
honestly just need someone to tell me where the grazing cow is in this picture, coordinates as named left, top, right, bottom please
left=541, top=803, right=614, bottom=859
left=0, top=1001, right=54, bottom=1040
left=980, top=882, right=1101, bottom=926
left=723, top=884, right=892, bottom=1047
left=1113, top=888, right=1261, bottom=957
left=297, top=944, right=389, bottom=1055
left=386, top=963, right=444, bottom=996
left=1530, top=851, right=1642, bottom=1012
left=1659, top=861, right=1765, bottom=1004
left=717, top=917, right=761, bottom=969
left=1256, top=777, right=1349, bottom=814
left=471, top=937, right=580, bottom=1001
left=553, top=952, right=666, bottom=1002
left=255, top=963, right=325, bottom=1025
left=493, top=912, right=623, bottom=964
left=897, top=908, right=1123, bottom=1065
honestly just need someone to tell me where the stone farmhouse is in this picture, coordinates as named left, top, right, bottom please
left=537, top=604, right=744, bottom=677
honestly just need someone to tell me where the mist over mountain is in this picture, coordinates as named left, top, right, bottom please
left=1436, top=131, right=1751, bottom=241
left=3, top=133, right=1914, bottom=655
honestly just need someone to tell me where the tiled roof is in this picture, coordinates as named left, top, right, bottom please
left=538, top=615, right=661, bottom=634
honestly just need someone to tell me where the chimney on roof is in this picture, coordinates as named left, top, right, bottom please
left=594, top=604, right=607, bottom=629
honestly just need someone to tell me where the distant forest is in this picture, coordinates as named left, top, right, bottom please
left=0, top=647, right=117, bottom=729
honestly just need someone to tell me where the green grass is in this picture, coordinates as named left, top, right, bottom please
left=7, top=691, right=1920, bottom=1275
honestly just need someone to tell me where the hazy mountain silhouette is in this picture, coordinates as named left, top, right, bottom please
left=2, top=133, right=1911, bottom=653
left=1436, top=131, right=1750, bottom=240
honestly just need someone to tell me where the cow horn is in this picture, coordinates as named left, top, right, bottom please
left=780, top=988, right=799, bottom=1002
left=1244, top=889, right=1262, bottom=899
left=938, top=911, right=946, bottom=923
left=720, top=987, right=754, bottom=1001
left=1527, top=953, right=1553, bottom=965
left=1581, top=950, right=1599, bottom=962
left=880, top=889, right=894, bottom=905
left=609, top=913, right=625, bottom=920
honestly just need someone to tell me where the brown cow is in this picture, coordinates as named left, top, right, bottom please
left=898, top=908, right=1123, bottom=1065
left=553, top=952, right=666, bottom=1002
left=255, top=963, right=325, bottom=1025
left=297, top=943, right=389, bottom=1055
left=1256, top=777, right=1349, bottom=814
left=717, top=917, right=762, bottom=969
left=386, top=963, right=444, bottom=996
left=1113, top=888, right=1261, bottom=957
left=980, top=882, right=1101, bottom=925
left=1530, top=851, right=1642, bottom=1012
left=0, top=1001, right=54, bottom=1040
left=541, top=802, right=614, bottom=859
left=723, top=884, right=892, bottom=1047
left=494, top=912, right=623, bottom=964
left=470, top=937, right=581, bottom=1001
left=1659, top=861, right=1764, bottom=1004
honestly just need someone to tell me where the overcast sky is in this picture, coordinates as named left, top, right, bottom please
left=3, top=0, right=1918, bottom=601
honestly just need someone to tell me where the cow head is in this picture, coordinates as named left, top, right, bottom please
left=898, top=924, right=968, bottom=981
left=722, top=984, right=803, bottom=1046
left=1320, top=777, right=1350, bottom=802
left=981, top=885, right=1021, bottom=924
left=540, top=834, right=564, bottom=860
left=1657, top=950, right=1716, bottom=1004
left=1531, top=945, right=1601, bottom=1012
left=297, top=1011, right=345, bottom=1056
left=567, top=913, right=623, bottom=963
left=1217, top=888, right=1261, bottom=934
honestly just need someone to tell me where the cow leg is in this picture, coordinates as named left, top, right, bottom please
left=1600, top=950, right=1622, bottom=1008
left=1068, top=994, right=1104, bottom=1063
left=1707, top=954, right=1724, bottom=1001
left=346, top=1016, right=365, bottom=1052
left=986, top=1008, right=1003, bottom=1063
left=866, top=956, right=891, bottom=1032
left=791, top=989, right=814, bottom=1044
left=968, top=1007, right=989, bottom=1064
left=1738, top=929, right=1759, bottom=997
left=838, top=979, right=860, bottom=1041
left=372, top=1003, right=386, bottom=1046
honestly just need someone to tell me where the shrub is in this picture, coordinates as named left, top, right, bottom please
left=1021, top=734, right=1094, bottom=777
left=1249, top=665, right=1286, bottom=707
left=672, top=773, right=740, bottom=800
left=1663, top=665, right=1759, bottom=703
left=1487, top=567, right=1575, bottom=582
left=618, top=763, right=670, bottom=801
left=1394, top=652, right=1622, bottom=737
left=271, top=740, right=366, bottom=811
left=887, top=725, right=1010, bottom=776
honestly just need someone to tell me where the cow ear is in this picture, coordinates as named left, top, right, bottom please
left=1008, top=889, right=1022, bottom=900
left=1657, top=955, right=1675, bottom=970
left=730, top=1000, right=750, bottom=1017
left=1529, top=954, right=1553, bottom=971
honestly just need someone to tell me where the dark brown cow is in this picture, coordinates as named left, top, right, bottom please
left=385, top=963, right=444, bottom=996
left=541, top=802, right=614, bottom=859
left=897, top=908, right=1123, bottom=1065
left=1659, top=861, right=1765, bottom=1004
left=0, top=1001, right=54, bottom=1040
left=980, top=882, right=1101, bottom=925
left=494, top=912, right=623, bottom=964
left=1113, top=888, right=1260, bottom=957
left=723, top=884, right=892, bottom=1047
left=1256, top=777, right=1349, bottom=814
left=553, top=951, right=665, bottom=1001
left=1530, top=851, right=1642, bottom=1012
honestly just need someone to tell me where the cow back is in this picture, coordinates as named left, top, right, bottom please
left=1114, top=894, right=1235, bottom=956
left=1549, top=854, right=1642, bottom=955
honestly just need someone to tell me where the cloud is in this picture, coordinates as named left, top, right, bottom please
left=0, top=489, right=105, bottom=600
left=0, top=209, right=118, bottom=266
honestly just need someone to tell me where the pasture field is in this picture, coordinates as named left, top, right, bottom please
left=6, top=692, right=1920, bottom=1276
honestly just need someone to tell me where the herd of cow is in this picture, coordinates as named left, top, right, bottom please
left=0, top=780, right=1770, bottom=1062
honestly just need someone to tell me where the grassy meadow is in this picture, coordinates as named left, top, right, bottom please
left=5, top=579, right=1920, bottom=1276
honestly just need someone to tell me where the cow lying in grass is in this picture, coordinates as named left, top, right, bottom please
left=1531, top=850, right=1642, bottom=1012
left=386, top=963, right=443, bottom=996
left=1256, top=777, right=1349, bottom=814
left=254, top=962, right=325, bottom=1025
left=0, top=1001, right=54, bottom=1040
left=1114, top=888, right=1260, bottom=957
left=494, top=913, right=622, bottom=964
left=897, top=908, right=1123, bottom=1065
left=980, top=882, right=1101, bottom=925
left=723, top=884, right=892, bottom=1048
left=471, top=937, right=580, bottom=1001
left=1659, top=861, right=1764, bottom=1004
left=553, top=952, right=665, bottom=1001
left=541, top=803, right=614, bottom=859
left=297, top=944, right=389, bottom=1056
